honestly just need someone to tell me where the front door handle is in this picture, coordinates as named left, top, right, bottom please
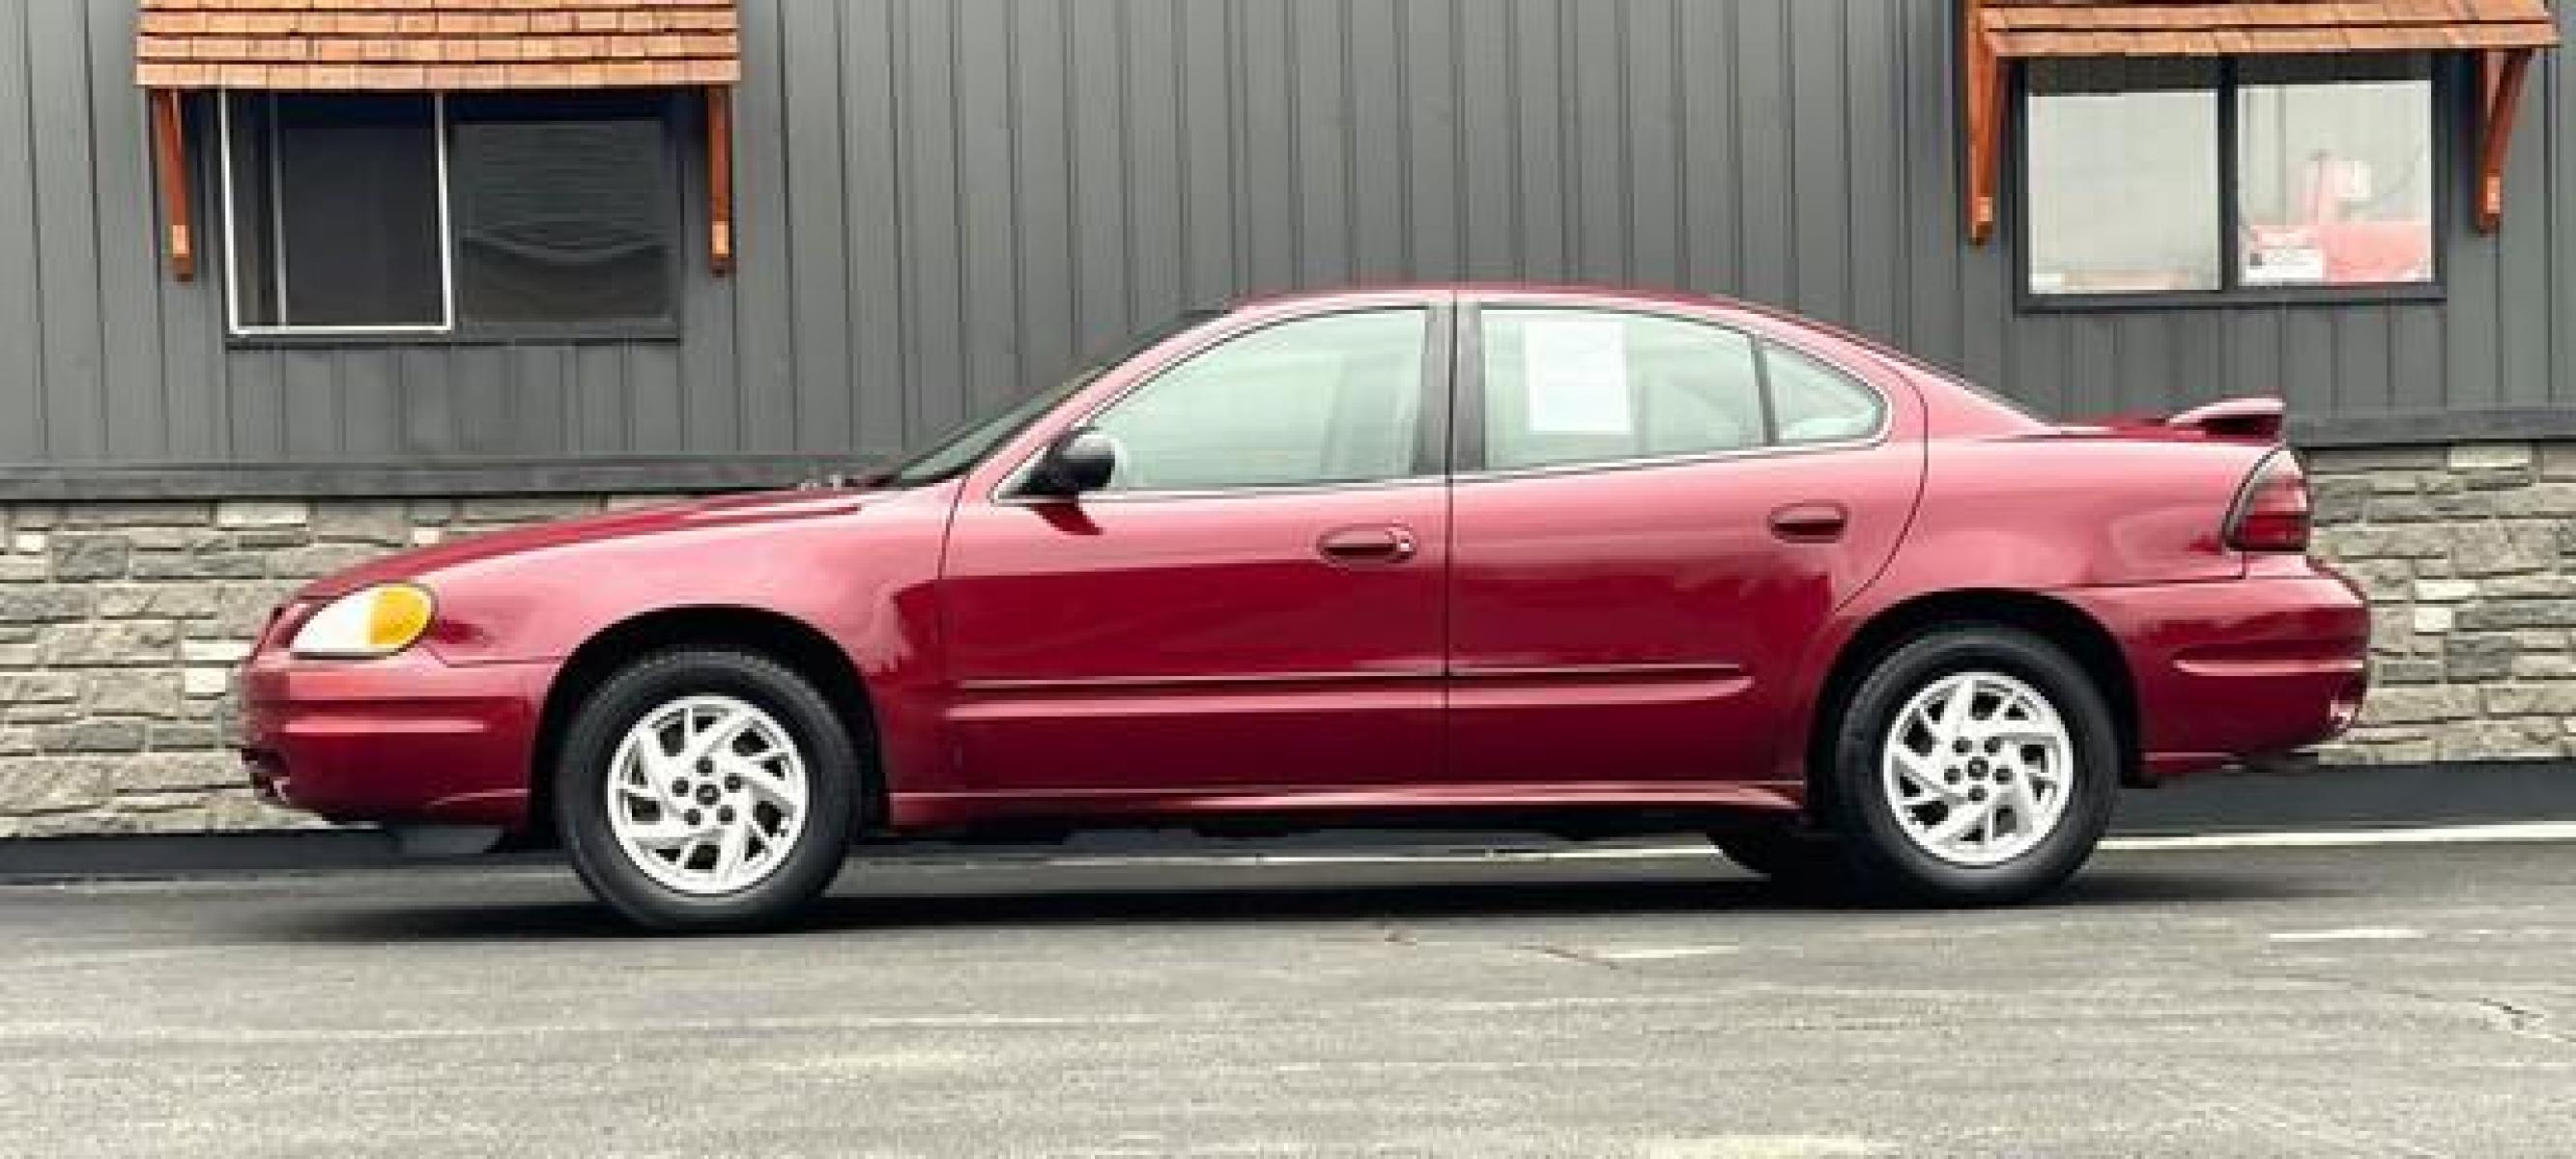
left=1768, top=501, right=1848, bottom=544
left=1317, top=524, right=1419, bottom=565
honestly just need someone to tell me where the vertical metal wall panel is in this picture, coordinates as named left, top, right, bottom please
left=731, top=0, right=794, bottom=453
left=840, top=0, right=908, bottom=460
left=88, top=0, right=163, bottom=462
left=1121, top=0, right=1188, bottom=329
left=1071, top=3, right=1138, bottom=358
left=6, top=0, right=2576, bottom=481
left=1788, top=0, right=1852, bottom=323
left=1007, top=0, right=1073, bottom=402
left=1399, top=0, right=1463, bottom=280
left=27, top=0, right=105, bottom=462
left=0, top=2, right=43, bottom=463
left=678, top=87, right=744, bottom=456
left=893, top=0, right=964, bottom=443
left=1175, top=0, right=1240, bottom=306
left=1845, top=0, right=1905, bottom=342
left=1677, top=0, right=1741, bottom=297
left=953, top=0, right=1021, bottom=421
left=783, top=0, right=854, bottom=456
left=1732, top=0, right=1794, bottom=307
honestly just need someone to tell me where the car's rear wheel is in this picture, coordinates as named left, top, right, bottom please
left=558, top=648, right=857, bottom=932
left=1822, top=624, right=2117, bottom=905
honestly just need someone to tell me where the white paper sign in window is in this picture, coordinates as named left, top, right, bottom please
left=1522, top=314, right=1633, bottom=435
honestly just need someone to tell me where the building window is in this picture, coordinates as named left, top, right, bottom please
left=219, top=91, right=678, bottom=338
left=2024, top=55, right=2435, bottom=301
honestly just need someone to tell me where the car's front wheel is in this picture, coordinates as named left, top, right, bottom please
left=1822, top=624, right=2119, bottom=906
left=558, top=648, right=858, bottom=932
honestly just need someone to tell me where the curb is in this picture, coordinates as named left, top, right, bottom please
left=2, top=759, right=2569, bottom=883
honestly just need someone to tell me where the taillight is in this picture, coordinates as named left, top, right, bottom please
left=2227, top=449, right=2311, bottom=553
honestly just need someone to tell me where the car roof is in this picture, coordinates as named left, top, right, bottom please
left=1231, top=281, right=1747, bottom=314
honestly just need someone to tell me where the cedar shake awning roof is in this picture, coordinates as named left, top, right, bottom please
left=134, top=0, right=740, bottom=91
left=1978, top=0, right=2561, bottom=59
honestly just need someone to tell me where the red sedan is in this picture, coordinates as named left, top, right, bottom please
left=241, top=286, right=2368, bottom=931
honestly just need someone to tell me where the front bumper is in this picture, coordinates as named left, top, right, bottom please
left=240, top=647, right=554, bottom=830
left=2057, top=570, right=2370, bottom=781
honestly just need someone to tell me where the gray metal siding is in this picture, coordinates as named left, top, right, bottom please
left=3, top=0, right=2573, bottom=493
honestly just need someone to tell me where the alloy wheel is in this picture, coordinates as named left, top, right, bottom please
left=1879, top=669, right=2075, bottom=867
left=604, top=693, right=810, bottom=896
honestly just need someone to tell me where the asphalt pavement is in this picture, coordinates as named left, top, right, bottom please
left=2, top=836, right=2571, bottom=1157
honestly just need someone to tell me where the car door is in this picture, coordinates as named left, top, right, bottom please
left=1446, top=301, right=1921, bottom=792
left=937, top=301, right=1453, bottom=799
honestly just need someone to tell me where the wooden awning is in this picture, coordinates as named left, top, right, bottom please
left=134, top=1, right=740, bottom=281
left=1962, top=0, right=2562, bottom=243
left=1979, top=1, right=2559, bottom=58
left=134, top=0, right=738, bottom=91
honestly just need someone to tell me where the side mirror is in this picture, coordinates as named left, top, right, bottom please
left=1022, top=427, right=1117, bottom=498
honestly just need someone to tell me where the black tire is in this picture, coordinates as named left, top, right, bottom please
left=1710, top=826, right=1854, bottom=900
left=1820, top=624, right=2119, bottom=906
left=557, top=648, right=860, bottom=933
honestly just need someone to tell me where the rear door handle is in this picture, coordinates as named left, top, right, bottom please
left=1768, top=501, right=1848, bottom=544
left=1317, top=524, right=1419, bottom=565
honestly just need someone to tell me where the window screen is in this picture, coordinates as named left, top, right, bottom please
left=225, top=94, right=444, bottom=329
left=223, top=92, right=676, bottom=335
left=449, top=93, right=674, bottom=325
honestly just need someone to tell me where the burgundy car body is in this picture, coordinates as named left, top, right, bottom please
left=240, top=285, right=2368, bottom=839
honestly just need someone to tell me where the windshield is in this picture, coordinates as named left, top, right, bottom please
left=878, top=310, right=1222, bottom=488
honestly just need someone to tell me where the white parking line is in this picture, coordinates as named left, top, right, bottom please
left=2104, top=821, right=2576, bottom=851
left=1026, top=821, right=2576, bottom=870
left=2268, top=927, right=2427, bottom=943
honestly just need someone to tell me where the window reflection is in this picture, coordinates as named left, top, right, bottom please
left=2237, top=56, right=2434, bottom=288
left=2027, top=59, right=2222, bottom=297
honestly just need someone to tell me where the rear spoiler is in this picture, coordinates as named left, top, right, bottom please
left=2163, top=397, right=2285, bottom=442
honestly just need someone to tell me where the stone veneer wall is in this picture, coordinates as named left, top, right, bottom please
left=2306, top=441, right=2576, bottom=765
left=0, top=495, right=678, bottom=836
left=0, top=440, right=2571, bottom=836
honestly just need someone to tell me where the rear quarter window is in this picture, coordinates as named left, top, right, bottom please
left=1764, top=344, right=1887, bottom=445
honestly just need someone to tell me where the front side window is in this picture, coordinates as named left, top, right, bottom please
left=2026, top=55, right=2434, bottom=300
left=221, top=91, right=677, bottom=336
left=1088, top=310, right=1429, bottom=494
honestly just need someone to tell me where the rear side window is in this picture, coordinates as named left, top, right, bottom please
left=1481, top=310, right=1765, bottom=472
left=1477, top=308, right=1884, bottom=471
left=1765, top=344, right=1886, bottom=445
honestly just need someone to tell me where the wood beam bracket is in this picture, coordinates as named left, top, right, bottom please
left=2477, top=47, right=2535, bottom=235
left=149, top=88, right=194, bottom=281
left=1963, top=0, right=2008, bottom=244
left=706, top=84, right=735, bottom=276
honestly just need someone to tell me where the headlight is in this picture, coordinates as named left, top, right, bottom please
left=290, top=584, right=436, bottom=659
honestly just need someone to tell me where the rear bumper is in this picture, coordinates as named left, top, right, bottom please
left=2056, top=570, right=2369, bottom=781
left=240, top=649, right=553, bottom=831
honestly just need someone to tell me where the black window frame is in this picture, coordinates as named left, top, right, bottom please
left=2013, top=53, right=2452, bottom=314
left=213, top=89, right=690, bottom=347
